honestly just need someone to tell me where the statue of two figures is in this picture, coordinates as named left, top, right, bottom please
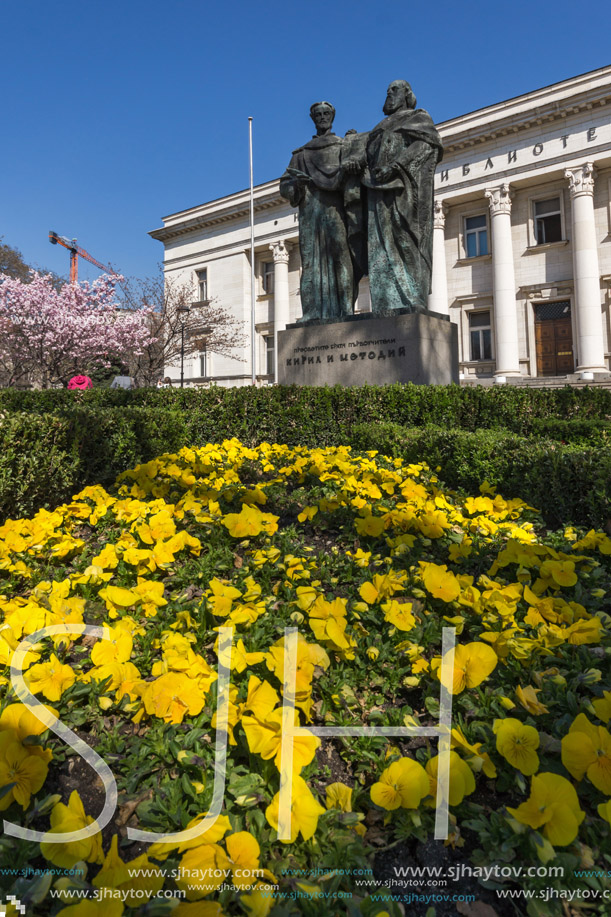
left=279, top=81, right=443, bottom=323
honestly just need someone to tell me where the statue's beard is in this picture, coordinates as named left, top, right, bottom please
left=383, top=98, right=399, bottom=115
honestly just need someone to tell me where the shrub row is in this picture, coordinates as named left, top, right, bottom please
left=1, top=382, right=610, bottom=437
left=1, top=405, right=609, bottom=529
left=0, top=409, right=187, bottom=522
left=351, top=422, right=611, bottom=530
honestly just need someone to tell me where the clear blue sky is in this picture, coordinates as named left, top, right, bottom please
left=2, top=0, right=609, bottom=282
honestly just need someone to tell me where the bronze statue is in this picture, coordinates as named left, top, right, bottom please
left=361, top=80, right=443, bottom=313
left=281, top=83, right=442, bottom=322
left=279, top=102, right=362, bottom=323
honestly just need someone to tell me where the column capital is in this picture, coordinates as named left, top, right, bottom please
left=565, top=162, right=595, bottom=198
left=433, top=199, right=448, bottom=230
left=269, top=240, right=289, bottom=264
left=485, top=184, right=512, bottom=216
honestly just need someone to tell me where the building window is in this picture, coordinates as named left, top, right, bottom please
left=465, top=214, right=488, bottom=258
left=534, top=197, right=562, bottom=244
left=265, top=335, right=275, bottom=376
left=199, top=348, right=207, bottom=379
left=262, top=261, right=274, bottom=295
left=196, top=269, right=208, bottom=302
left=469, top=311, right=492, bottom=361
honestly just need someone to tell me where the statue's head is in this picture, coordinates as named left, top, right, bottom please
left=310, top=101, right=336, bottom=134
left=383, top=80, right=417, bottom=115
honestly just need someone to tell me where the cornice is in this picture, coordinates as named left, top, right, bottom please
left=438, top=67, right=611, bottom=153
left=149, top=185, right=285, bottom=243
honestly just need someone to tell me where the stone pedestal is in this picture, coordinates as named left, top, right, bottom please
left=278, top=311, right=458, bottom=387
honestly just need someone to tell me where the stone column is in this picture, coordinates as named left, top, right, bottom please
left=428, top=200, right=449, bottom=315
left=565, top=163, right=606, bottom=374
left=485, top=184, right=521, bottom=379
left=270, top=240, right=290, bottom=384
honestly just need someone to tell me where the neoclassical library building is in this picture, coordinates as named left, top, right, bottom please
left=150, top=66, right=611, bottom=386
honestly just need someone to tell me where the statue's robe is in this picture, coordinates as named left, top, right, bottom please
left=363, top=108, right=443, bottom=313
left=280, top=134, right=362, bottom=323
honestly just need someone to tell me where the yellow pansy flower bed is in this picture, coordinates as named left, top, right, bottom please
left=0, top=440, right=609, bottom=915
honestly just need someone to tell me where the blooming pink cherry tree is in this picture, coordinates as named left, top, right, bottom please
left=0, top=272, right=158, bottom=387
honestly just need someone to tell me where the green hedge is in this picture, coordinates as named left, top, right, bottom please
left=1, top=385, right=610, bottom=526
left=0, top=409, right=189, bottom=521
left=1, top=383, right=610, bottom=437
left=350, top=422, right=611, bottom=530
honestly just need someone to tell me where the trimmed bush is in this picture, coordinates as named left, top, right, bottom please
left=350, top=421, right=611, bottom=530
left=1, top=384, right=610, bottom=525
left=0, top=413, right=80, bottom=521
left=1, top=383, right=610, bottom=435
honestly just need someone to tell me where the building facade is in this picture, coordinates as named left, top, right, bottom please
left=150, top=66, right=611, bottom=386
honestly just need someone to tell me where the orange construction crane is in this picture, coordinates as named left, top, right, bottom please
left=48, top=231, right=118, bottom=283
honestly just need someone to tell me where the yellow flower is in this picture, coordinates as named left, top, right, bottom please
left=450, top=727, right=497, bottom=778
left=425, top=752, right=476, bottom=806
left=142, top=672, right=207, bottom=724
left=265, top=633, right=329, bottom=708
left=24, top=653, right=75, bottom=701
left=539, top=559, right=578, bottom=588
left=561, top=713, right=611, bottom=794
left=147, top=811, right=232, bottom=861
left=222, top=504, right=279, bottom=538
left=382, top=599, right=417, bottom=631
left=358, top=572, right=406, bottom=605
left=325, top=782, right=352, bottom=812
left=0, top=731, right=48, bottom=810
left=205, top=577, right=244, bottom=618
left=370, top=757, right=430, bottom=810
left=355, top=514, right=386, bottom=537
left=564, top=617, right=604, bottom=645
left=297, top=506, right=318, bottom=522
left=592, top=690, right=611, bottom=723
left=0, top=702, right=58, bottom=743
left=366, top=646, right=380, bottom=661
left=266, top=775, right=326, bottom=843
left=240, top=885, right=275, bottom=917
left=92, top=834, right=130, bottom=888
left=598, top=799, right=611, bottom=827
left=419, top=562, right=461, bottom=603
left=40, top=790, right=104, bottom=868
left=98, top=584, right=140, bottom=615
left=226, top=830, right=275, bottom=889
left=516, top=685, right=548, bottom=716
left=346, top=548, right=372, bottom=567
left=85, top=661, right=140, bottom=693
left=507, top=773, right=585, bottom=846
left=90, top=626, right=133, bottom=666
left=132, top=578, right=167, bottom=617
left=136, top=509, right=176, bottom=544
left=494, top=718, right=540, bottom=775
left=231, top=639, right=266, bottom=674
left=176, top=842, right=231, bottom=898
left=308, top=597, right=354, bottom=652
left=440, top=642, right=497, bottom=695
left=241, top=708, right=319, bottom=772
left=243, top=675, right=280, bottom=720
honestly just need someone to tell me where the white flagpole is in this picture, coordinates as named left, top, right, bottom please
left=249, top=117, right=256, bottom=385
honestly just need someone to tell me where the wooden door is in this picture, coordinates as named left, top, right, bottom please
left=535, top=312, right=574, bottom=376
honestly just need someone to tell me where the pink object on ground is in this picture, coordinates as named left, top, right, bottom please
left=67, top=375, right=93, bottom=390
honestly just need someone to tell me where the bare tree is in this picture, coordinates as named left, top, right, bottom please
left=118, top=270, right=246, bottom=386
left=0, top=237, right=31, bottom=282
